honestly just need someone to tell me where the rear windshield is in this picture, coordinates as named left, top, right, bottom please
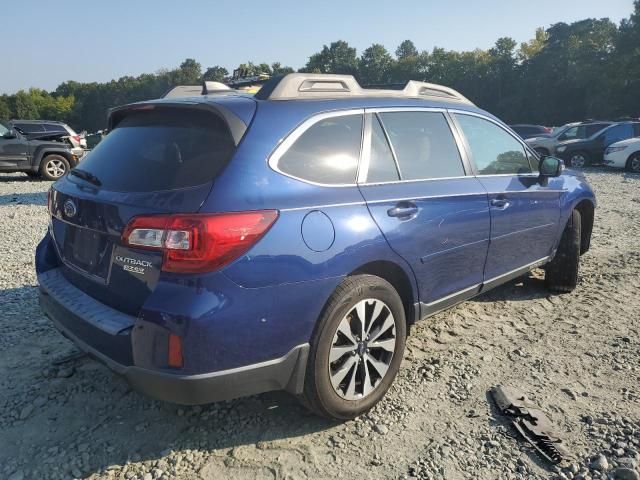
left=75, top=108, right=235, bottom=192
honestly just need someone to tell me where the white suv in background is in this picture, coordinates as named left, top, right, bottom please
left=603, top=137, right=640, bottom=173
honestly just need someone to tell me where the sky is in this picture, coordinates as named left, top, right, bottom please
left=1, top=0, right=634, bottom=94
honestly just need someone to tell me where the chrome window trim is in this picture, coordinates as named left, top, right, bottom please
left=268, top=108, right=365, bottom=188
left=448, top=109, right=535, bottom=176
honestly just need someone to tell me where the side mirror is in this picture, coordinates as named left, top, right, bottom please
left=539, top=156, right=562, bottom=177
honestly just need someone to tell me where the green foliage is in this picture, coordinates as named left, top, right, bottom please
left=3, top=4, right=640, bottom=132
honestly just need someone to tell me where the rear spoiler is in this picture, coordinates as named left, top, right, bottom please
left=107, top=100, right=248, bottom=145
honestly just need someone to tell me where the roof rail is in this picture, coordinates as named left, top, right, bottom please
left=254, top=73, right=473, bottom=104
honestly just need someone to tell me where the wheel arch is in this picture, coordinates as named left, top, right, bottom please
left=574, top=199, right=595, bottom=254
left=349, top=260, right=418, bottom=330
left=33, top=147, right=74, bottom=169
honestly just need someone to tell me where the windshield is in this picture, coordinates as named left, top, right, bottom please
left=75, top=108, right=236, bottom=192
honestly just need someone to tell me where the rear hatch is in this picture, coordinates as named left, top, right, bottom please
left=49, top=103, right=249, bottom=315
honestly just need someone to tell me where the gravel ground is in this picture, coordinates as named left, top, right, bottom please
left=0, top=169, right=638, bottom=480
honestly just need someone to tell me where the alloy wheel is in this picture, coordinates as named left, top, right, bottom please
left=328, top=298, right=396, bottom=400
left=570, top=154, right=586, bottom=168
left=630, top=156, right=640, bottom=173
left=45, top=159, right=66, bottom=178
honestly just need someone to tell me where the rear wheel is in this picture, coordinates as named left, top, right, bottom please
left=300, top=275, right=406, bottom=420
left=625, top=153, right=640, bottom=173
left=568, top=152, right=589, bottom=168
left=545, top=209, right=581, bottom=293
left=39, top=154, right=70, bottom=181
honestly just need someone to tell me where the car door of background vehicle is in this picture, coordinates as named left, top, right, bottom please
left=358, top=109, right=491, bottom=314
left=0, top=123, right=29, bottom=166
left=451, top=112, right=563, bottom=284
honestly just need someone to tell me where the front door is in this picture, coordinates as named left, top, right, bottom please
left=0, top=124, right=29, bottom=167
left=452, top=113, right=562, bottom=283
left=358, top=110, right=490, bottom=314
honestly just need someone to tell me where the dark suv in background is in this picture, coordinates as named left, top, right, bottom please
left=11, top=119, right=86, bottom=157
left=0, top=120, right=77, bottom=180
left=509, top=124, right=552, bottom=139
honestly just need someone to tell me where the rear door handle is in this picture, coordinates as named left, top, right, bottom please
left=490, top=198, right=510, bottom=209
left=387, top=202, right=418, bottom=218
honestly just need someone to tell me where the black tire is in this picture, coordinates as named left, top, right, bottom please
left=625, top=153, right=640, bottom=173
left=568, top=151, right=589, bottom=168
left=300, top=274, right=406, bottom=420
left=545, top=209, right=581, bottom=293
left=39, top=154, right=70, bottom=181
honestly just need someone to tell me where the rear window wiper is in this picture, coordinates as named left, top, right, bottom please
left=69, top=168, right=102, bottom=186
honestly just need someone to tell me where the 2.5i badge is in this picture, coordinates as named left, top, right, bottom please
left=111, top=246, right=161, bottom=285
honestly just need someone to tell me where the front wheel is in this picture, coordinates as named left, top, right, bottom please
left=626, top=153, right=640, bottom=173
left=568, top=152, right=589, bottom=168
left=300, top=275, right=406, bottom=420
left=545, top=209, right=581, bottom=293
left=39, top=154, right=70, bottom=181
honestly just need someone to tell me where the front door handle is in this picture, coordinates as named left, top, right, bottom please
left=490, top=198, right=510, bottom=209
left=387, top=202, right=418, bottom=218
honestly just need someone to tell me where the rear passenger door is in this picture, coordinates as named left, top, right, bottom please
left=358, top=109, right=491, bottom=314
left=452, top=112, right=562, bottom=284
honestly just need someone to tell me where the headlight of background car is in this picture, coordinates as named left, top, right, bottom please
left=605, top=146, right=628, bottom=154
left=557, top=146, right=567, bottom=153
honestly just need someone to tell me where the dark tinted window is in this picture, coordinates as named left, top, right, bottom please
left=603, top=124, right=633, bottom=146
left=366, top=115, right=399, bottom=183
left=75, top=108, right=235, bottom=192
left=634, top=123, right=640, bottom=137
left=44, top=123, right=67, bottom=133
left=13, top=123, right=44, bottom=134
left=378, top=111, right=464, bottom=180
left=278, top=114, right=362, bottom=185
left=585, top=123, right=610, bottom=137
left=455, top=114, right=531, bottom=175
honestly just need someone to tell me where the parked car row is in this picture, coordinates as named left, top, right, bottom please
left=511, top=119, right=640, bottom=172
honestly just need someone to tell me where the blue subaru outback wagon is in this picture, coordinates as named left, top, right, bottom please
left=36, top=74, right=596, bottom=419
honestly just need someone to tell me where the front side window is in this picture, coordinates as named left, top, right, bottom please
left=378, top=111, right=465, bottom=180
left=277, top=114, right=362, bottom=185
left=455, top=114, right=531, bottom=175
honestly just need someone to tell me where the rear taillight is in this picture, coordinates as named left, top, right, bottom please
left=72, top=135, right=81, bottom=143
left=122, top=211, right=278, bottom=273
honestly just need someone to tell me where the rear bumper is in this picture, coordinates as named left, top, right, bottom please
left=38, top=270, right=309, bottom=405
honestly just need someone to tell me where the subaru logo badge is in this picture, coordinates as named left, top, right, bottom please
left=63, top=199, right=77, bottom=218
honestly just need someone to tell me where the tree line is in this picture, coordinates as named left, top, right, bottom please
left=1, top=1, right=639, bottom=133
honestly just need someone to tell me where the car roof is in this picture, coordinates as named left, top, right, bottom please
left=11, top=119, right=67, bottom=125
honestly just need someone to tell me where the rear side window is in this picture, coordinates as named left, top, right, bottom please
left=366, top=115, right=400, bottom=183
left=14, top=123, right=44, bottom=134
left=276, top=114, right=362, bottom=185
left=455, top=114, right=531, bottom=175
left=75, top=108, right=235, bottom=192
left=378, top=111, right=465, bottom=180
left=44, top=123, right=68, bottom=133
